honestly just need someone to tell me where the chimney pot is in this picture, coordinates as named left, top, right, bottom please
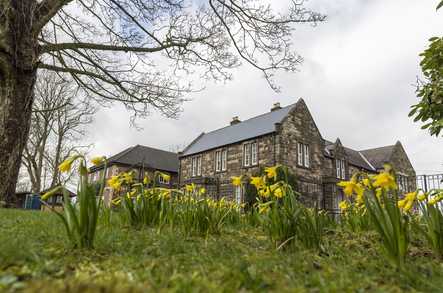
left=230, top=116, right=241, bottom=125
left=271, top=102, right=281, bottom=111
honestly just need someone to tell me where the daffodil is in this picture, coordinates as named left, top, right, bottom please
left=339, top=200, right=350, bottom=211
left=199, top=187, right=206, bottom=196
left=185, top=184, right=195, bottom=193
left=373, top=172, right=397, bottom=190
left=231, top=176, right=242, bottom=186
left=264, top=166, right=278, bottom=181
left=417, top=193, right=427, bottom=201
left=398, top=191, right=418, bottom=212
left=143, top=175, right=150, bottom=185
left=90, top=156, right=105, bottom=166
left=337, top=177, right=364, bottom=198
left=250, top=176, right=264, bottom=189
left=258, top=202, right=272, bottom=214
left=160, top=172, right=171, bottom=182
left=58, top=156, right=76, bottom=173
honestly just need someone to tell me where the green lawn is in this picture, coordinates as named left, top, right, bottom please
left=1, top=208, right=442, bottom=292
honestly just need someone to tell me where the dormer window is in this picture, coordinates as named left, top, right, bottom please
left=297, top=142, right=310, bottom=168
left=336, top=159, right=346, bottom=179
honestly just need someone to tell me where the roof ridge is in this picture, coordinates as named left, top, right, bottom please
left=199, top=102, right=297, bottom=137
left=108, top=145, right=136, bottom=162
left=359, top=144, right=395, bottom=152
left=137, top=144, right=178, bottom=155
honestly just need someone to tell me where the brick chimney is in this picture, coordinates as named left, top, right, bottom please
left=230, top=116, right=241, bottom=125
left=271, top=102, right=281, bottom=111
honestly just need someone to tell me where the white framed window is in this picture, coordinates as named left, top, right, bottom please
left=194, top=155, right=202, bottom=176
left=221, top=149, right=227, bottom=171
left=297, top=142, right=303, bottom=166
left=234, top=185, right=243, bottom=205
left=215, top=150, right=222, bottom=172
left=243, top=142, right=258, bottom=167
left=244, top=144, right=251, bottom=167
left=336, top=159, right=346, bottom=179
left=397, top=174, right=408, bottom=193
left=251, top=142, right=258, bottom=165
left=191, top=157, right=198, bottom=177
left=297, top=142, right=310, bottom=168
left=303, top=144, right=310, bottom=168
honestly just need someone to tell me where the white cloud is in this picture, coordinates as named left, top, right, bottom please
left=87, top=0, right=443, bottom=174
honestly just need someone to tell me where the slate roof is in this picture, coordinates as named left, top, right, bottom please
left=360, top=145, right=395, bottom=169
left=92, top=144, right=179, bottom=173
left=181, top=103, right=297, bottom=156
left=324, top=139, right=395, bottom=171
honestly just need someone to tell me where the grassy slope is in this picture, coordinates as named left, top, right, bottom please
left=1, top=208, right=443, bottom=292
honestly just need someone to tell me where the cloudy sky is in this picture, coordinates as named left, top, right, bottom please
left=88, top=0, right=443, bottom=175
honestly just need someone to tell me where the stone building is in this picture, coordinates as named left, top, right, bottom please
left=179, top=99, right=416, bottom=213
left=89, top=144, right=179, bottom=205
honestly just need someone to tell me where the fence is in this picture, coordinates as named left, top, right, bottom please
left=416, top=174, right=443, bottom=192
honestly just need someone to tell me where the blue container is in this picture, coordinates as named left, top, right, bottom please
left=24, top=194, right=41, bottom=210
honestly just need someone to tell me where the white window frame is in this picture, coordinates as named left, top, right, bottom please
left=336, top=159, right=346, bottom=179
left=221, top=149, right=227, bottom=171
left=215, top=150, right=222, bottom=172
left=191, top=157, right=197, bottom=177
left=297, top=142, right=310, bottom=168
left=297, top=142, right=303, bottom=166
left=303, top=144, right=310, bottom=168
left=196, top=156, right=202, bottom=176
left=244, top=144, right=251, bottom=167
left=251, top=142, right=258, bottom=166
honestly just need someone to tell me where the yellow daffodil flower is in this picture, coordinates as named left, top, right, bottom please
left=143, top=175, right=150, bottom=185
left=58, top=156, right=76, bottom=173
left=417, top=193, right=427, bottom=201
left=231, top=176, right=242, bottom=186
left=264, top=166, right=278, bottom=181
left=90, top=156, right=105, bottom=166
left=160, top=172, right=171, bottom=182
left=373, top=172, right=397, bottom=190
left=250, top=176, right=264, bottom=189
left=337, top=179, right=364, bottom=198
left=185, top=184, right=195, bottom=193
left=398, top=191, right=418, bottom=212
left=339, top=200, right=350, bottom=211
left=199, top=187, right=206, bottom=196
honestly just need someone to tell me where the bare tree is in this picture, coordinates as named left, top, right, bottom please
left=0, top=0, right=324, bottom=205
left=21, top=71, right=95, bottom=193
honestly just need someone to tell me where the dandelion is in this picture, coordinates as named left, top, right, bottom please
left=231, top=176, right=242, bottom=186
left=264, top=166, right=278, bottom=181
left=90, top=156, right=105, bottom=166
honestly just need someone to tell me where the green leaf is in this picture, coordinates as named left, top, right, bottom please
left=437, top=0, right=443, bottom=10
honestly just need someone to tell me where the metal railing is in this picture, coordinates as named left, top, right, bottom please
left=416, top=174, right=443, bottom=192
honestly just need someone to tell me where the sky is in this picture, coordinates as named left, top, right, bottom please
left=87, top=0, right=443, bottom=175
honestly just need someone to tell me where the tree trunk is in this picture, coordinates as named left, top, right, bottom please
left=0, top=0, right=39, bottom=207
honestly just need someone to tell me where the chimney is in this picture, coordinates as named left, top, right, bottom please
left=271, top=102, right=281, bottom=111
left=230, top=116, right=241, bottom=125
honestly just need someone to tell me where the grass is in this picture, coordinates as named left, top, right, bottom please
left=1, top=208, right=443, bottom=292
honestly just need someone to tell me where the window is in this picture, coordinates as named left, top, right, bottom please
left=251, top=142, right=258, bottom=165
left=221, top=149, right=227, bottom=171
left=397, top=174, right=409, bottom=193
left=191, top=156, right=202, bottom=177
left=243, top=142, right=258, bottom=167
left=297, top=142, right=310, bottom=168
left=234, top=185, right=243, bottom=205
left=215, top=150, right=222, bottom=172
left=336, top=159, right=346, bottom=179
left=215, top=149, right=227, bottom=172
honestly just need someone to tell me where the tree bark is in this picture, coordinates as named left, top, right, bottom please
left=0, top=0, right=38, bottom=206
